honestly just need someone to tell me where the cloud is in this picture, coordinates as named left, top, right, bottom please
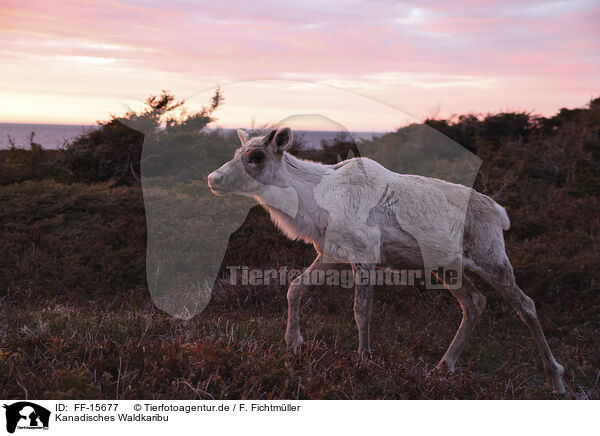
left=55, top=55, right=117, bottom=64
left=0, top=0, right=598, bottom=125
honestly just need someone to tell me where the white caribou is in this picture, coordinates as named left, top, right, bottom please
left=208, top=127, right=566, bottom=395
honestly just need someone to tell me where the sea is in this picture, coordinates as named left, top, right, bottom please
left=0, top=123, right=99, bottom=149
left=0, top=123, right=383, bottom=150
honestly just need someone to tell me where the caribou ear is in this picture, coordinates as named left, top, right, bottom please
left=271, top=127, right=293, bottom=153
left=237, top=129, right=249, bottom=145
left=264, top=128, right=277, bottom=144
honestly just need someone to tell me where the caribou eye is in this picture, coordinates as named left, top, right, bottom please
left=248, top=149, right=265, bottom=164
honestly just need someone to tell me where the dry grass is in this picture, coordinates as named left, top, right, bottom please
left=0, top=180, right=598, bottom=400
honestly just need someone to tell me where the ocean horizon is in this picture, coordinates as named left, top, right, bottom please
left=0, top=122, right=385, bottom=150
left=0, top=123, right=99, bottom=150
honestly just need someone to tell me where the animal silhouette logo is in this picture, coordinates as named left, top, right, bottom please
left=3, top=402, right=50, bottom=434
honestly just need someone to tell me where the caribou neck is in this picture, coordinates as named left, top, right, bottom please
left=255, top=152, right=330, bottom=245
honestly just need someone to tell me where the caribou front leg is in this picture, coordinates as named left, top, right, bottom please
left=285, top=254, right=323, bottom=352
left=351, top=262, right=374, bottom=356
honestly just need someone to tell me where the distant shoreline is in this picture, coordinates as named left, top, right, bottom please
left=0, top=123, right=100, bottom=150
left=0, top=122, right=384, bottom=150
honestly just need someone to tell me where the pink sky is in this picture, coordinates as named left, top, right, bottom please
left=1, top=0, right=599, bottom=130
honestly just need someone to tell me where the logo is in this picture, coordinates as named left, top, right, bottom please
left=3, top=402, right=50, bottom=434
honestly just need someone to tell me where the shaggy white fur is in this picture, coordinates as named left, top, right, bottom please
left=207, top=127, right=566, bottom=395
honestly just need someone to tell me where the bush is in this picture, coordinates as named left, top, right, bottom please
left=0, top=133, right=60, bottom=184
left=57, top=89, right=224, bottom=185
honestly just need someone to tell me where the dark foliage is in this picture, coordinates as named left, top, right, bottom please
left=57, top=89, right=223, bottom=185
left=0, top=90, right=225, bottom=186
left=0, top=133, right=60, bottom=184
left=290, top=132, right=361, bottom=164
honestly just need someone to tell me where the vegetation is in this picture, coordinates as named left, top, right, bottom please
left=0, top=93, right=598, bottom=399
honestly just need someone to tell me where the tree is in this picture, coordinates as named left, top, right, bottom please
left=58, top=88, right=224, bottom=185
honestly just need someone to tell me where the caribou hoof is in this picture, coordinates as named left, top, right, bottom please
left=435, top=359, right=456, bottom=373
left=286, top=332, right=304, bottom=353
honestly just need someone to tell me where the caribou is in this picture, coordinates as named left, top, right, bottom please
left=207, top=126, right=566, bottom=395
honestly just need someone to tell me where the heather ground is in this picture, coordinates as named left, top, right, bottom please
left=1, top=95, right=598, bottom=399
left=0, top=179, right=597, bottom=399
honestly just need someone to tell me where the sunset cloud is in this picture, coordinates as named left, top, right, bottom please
left=0, top=0, right=598, bottom=127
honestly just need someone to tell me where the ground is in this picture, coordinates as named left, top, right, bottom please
left=0, top=181, right=598, bottom=399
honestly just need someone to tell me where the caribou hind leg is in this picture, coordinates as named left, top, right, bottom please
left=474, top=255, right=567, bottom=395
left=437, top=274, right=487, bottom=371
